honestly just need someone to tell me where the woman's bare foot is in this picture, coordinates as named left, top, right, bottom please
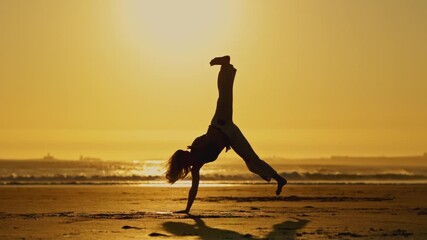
left=275, top=177, right=287, bottom=196
left=210, top=55, right=230, bottom=66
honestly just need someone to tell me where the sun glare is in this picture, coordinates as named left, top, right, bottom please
left=116, top=1, right=234, bottom=59
left=139, top=2, right=221, bottom=43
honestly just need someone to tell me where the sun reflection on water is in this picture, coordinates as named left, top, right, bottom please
left=130, top=160, right=166, bottom=177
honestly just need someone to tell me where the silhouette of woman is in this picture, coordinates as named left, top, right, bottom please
left=166, top=56, right=287, bottom=213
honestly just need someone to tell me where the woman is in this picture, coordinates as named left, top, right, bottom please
left=166, top=56, right=287, bottom=213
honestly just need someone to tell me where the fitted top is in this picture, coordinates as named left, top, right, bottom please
left=189, top=126, right=230, bottom=164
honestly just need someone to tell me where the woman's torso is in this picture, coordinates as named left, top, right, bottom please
left=190, top=126, right=229, bottom=164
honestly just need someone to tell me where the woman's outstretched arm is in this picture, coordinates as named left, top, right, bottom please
left=185, top=166, right=200, bottom=212
left=175, top=165, right=201, bottom=213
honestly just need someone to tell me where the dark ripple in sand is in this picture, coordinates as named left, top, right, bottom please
left=122, top=225, right=144, bottom=230
left=337, top=232, right=364, bottom=238
left=413, top=208, right=427, bottom=215
left=0, top=210, right=270, bottom=220
left=149, top=232, right=168, bottom=237
left=184, top=195, right=394, bottom=202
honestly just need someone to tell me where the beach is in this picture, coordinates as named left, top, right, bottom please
left=1, top=184, right=426, bottom=239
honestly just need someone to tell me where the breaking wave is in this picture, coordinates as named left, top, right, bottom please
left=1, top=172, right=427, bottom=185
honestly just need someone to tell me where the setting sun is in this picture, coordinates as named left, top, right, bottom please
left=116, top=1, right=237, bottom=66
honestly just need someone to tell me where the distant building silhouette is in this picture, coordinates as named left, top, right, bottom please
left=43, top=153, right=55, bottom=160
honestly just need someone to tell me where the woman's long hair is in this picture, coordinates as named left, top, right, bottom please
left=165, top=150, right=191, bottom=184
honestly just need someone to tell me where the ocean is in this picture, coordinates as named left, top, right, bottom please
left=1, top=158, right=427, bottom=185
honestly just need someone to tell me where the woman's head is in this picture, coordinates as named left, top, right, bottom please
left=165, top=149, right=192, bottom=184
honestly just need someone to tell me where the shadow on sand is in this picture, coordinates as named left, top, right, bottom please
left=162, top=215, right=309, bottom=240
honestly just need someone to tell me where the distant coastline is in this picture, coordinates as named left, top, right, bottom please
left=1, top=153, right=426, bottom=166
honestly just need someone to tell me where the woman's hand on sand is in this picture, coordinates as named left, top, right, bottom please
left=174, top=210, right=189, bottom=214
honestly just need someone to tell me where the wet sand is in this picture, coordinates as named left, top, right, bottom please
left=1, top=184, right=426, bottom=239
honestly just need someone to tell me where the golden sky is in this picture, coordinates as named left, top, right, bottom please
left=0, top=0, right=426, bottom=160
